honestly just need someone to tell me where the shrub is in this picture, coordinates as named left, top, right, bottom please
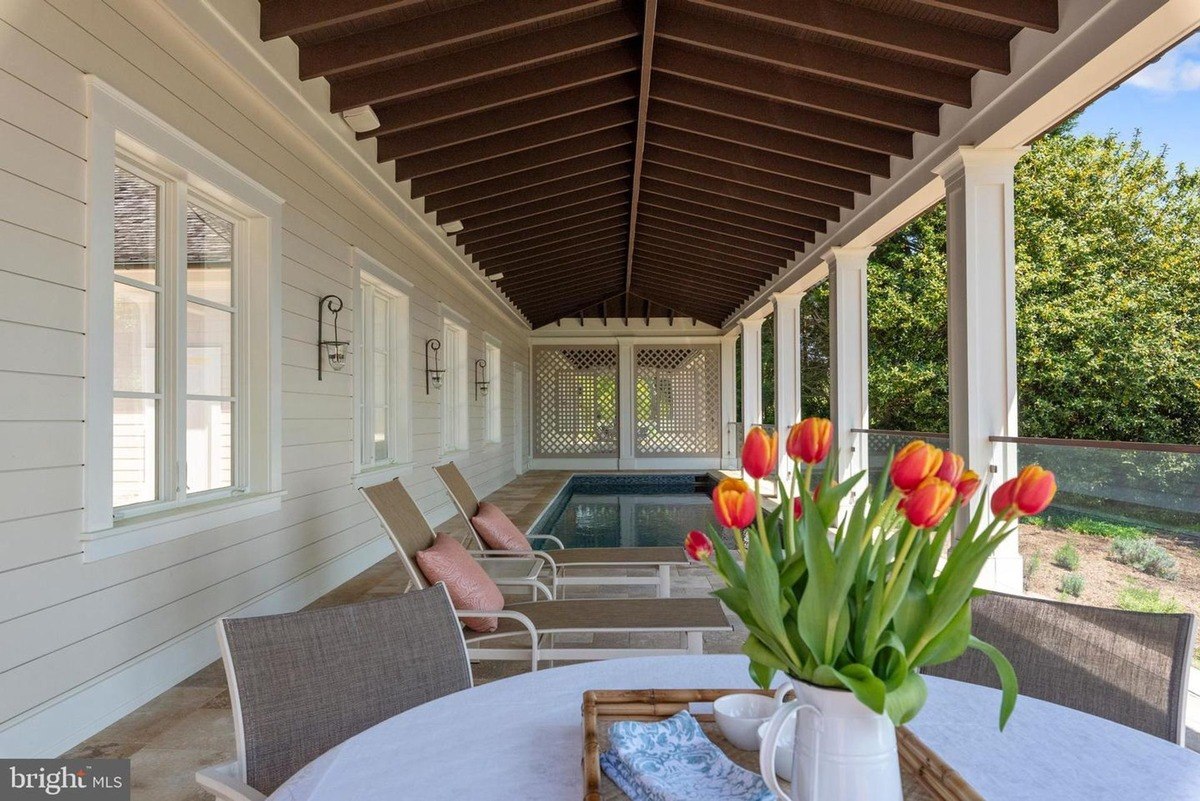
left=1052, top=542, right=1080, bottom=571
left=1058, top=573, right=1085, bottom=598
left=1116, top=581, right=1184, bottom=614
left=1066, top=518, right=1145, bottom=540
left=1023, top=551, right=1041, bottom=582
left=1109, top=537, right=1179, bottom=580
left=1023, top=515, right=1046, bottom=528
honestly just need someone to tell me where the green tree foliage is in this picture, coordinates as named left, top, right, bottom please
left=861, top=120, right=1200, bottom=442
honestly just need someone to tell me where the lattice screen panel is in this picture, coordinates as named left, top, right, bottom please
left=634, top=345, right=721, bottom=457
left=532, top=346, right=619, bottom=457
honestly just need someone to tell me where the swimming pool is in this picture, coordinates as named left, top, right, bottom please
left=529, top=474, right=717, bottom=549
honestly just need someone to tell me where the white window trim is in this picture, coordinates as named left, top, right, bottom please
left=352, top=248, right=413, bottom=486
left=484, top=335, right=502, bottom=445
left=82, top=77, right=284, bottom=561
left=441, top=312, right=469, bottom=455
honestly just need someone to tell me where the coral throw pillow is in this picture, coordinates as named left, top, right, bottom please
left=415, top=534, right=504, bottom=632
left=472, top=501, right=533, bottom=552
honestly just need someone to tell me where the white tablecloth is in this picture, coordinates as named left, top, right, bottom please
left=270, top=654, right=1200, bottom=800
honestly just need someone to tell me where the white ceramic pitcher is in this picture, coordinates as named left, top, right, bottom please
left=758, top=678, right=902, bottom=801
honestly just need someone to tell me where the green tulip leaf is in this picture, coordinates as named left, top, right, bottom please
left=884, top=671, right=928, bottom=726
left=967, top=635, right=1019, bottom=730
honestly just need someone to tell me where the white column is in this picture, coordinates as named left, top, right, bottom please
left=740, top=318, right=764, bottom=428
left=773, top=293, right=804, bottom=477
left=720, top=331, right=739, bottom=469
left=617, top=338, right=635, bottom=469
left=935, top=146, right=1027, bottom=593
left=826, top=247, right=873, bottom=483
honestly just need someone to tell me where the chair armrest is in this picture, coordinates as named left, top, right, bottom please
left=455, top=609, right=540, bottom=671
left=527, top=533, right=566, bottom=549
left=196, top=763, right=266, bottom=801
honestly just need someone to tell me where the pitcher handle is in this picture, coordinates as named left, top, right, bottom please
left=758, top=700, right=823, bottom=801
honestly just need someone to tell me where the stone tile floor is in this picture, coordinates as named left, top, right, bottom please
left=62, top=471, right=744, bottom=800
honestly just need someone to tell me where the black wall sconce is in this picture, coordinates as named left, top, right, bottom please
left=425, top=339, right=445, bottom=394
left=474, top=359, right=489, bottom=400
left=317, top=294, right=348, bottom=380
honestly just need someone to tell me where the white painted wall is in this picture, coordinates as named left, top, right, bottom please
left=0, top=0, right=530, bottom=757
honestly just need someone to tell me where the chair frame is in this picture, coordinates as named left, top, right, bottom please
left=360, top=480, right=721, bottom=672
left=197, top=583, right=471, bottom=801
left=433, top=462, right=678, bottom=597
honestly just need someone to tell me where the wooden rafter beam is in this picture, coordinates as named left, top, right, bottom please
left=453, top=180, right=630, bottom=227
left=691, top=0, right=1010, bottom=73
left=421, top=143, right=633, bottom=211
left=482, top=233, right=629, bottom=270
left=636, top=206, right=807, bottom=250
left=460, top=204, right=630, bottom=252
left=478, top=227, right=628, bottom=268
left=435, top=165, right=630, bottom=223
left=497, top=243, right=629, bottom=276
left=637, top=223, right=789, bottom=264
left=501, top=260, right=628, bottom=293
left=410, top=130, right=638, bottom=196
left=656, top=10, right=972, bottom=107
left=908, top=0, right=1058, bottom=32
left=645, top=125, right=873, bottom=192
left=498, top=253, right=629, bottom=285
left=635, top=232, right=781, bottom=272
left=638, top=192, right=819, bottom=239
left=456, top=196, right=629, bottom=245
left=636, top=218, right=794, bottom=260
left=510, top=274, right=626, bottom=304
left=299, top=0, right=612, bottom=79
left=529, top=290, right=629, bottom=325
left=642, top=150, right=851, bottom=210
left=638, top=184, right=826, bottom=232
left=640, top=164, right=840, bottom=219
left=624, top=0, right=658, bottom=292
left=367, top=46, right=639, bottom=133
left=627, top=286, right=731, bottom=322
left=633, top=258, right=765, bottom=290
left=471, top=218, right=630, bottom=261
left=654, top=44, right=939, bottom=134
left=259, top=0, right=424, bottom=40
left=634, top=241, right=778, bottom=277
left=329, top=10, right=639, bottom=111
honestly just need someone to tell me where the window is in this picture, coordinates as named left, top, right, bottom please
left=442, top=317, right=469, bottom=453
left=484, top=339, right=501, bottom=444
left=354, top=250, right=412, bottom=476
left=84, top=78, right=282, bottom=560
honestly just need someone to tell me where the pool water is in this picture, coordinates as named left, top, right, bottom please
left=530, top=474, right=717, bottom=549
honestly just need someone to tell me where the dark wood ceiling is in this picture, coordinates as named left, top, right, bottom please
left=260, top=0, right=1057, bottom=328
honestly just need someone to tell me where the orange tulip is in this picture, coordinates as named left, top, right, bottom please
left=890, top=441, right=944, bottom=493
left=955, top=470, right=981, bottom=505
left=935, top=451, right=965, bottom=486
left=713, top=478, right=756, bottom=529
left=902, top=477, right=957, bottom=528
left=684, top=530, right=714, bottom=561
left=742, top=426, right=778, bottom=480
left=786, top=417, right=833, bottom=465
left=991, top=465, right=1057, bottom=519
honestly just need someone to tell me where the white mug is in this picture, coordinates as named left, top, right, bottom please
left=713, top=684, right=793, bottom=751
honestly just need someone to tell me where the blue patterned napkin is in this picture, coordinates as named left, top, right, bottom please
left=600, top=710, right=773, bottom=801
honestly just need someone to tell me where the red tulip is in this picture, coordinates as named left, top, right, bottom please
left=793, top=497, right=804, bottom=520
left=935, top=451, right=965, bottom=486
left=786, top=417, right=833, bottom=465
left=742, top=426, right=778, bottom=480
left=684, top=530, right=714, bottom=562
left=902, top=477, right=957, bottom=528
left=890, top=441, right=944, bottom=493
left=713, top=478, right=756, bottom=529
left=955, top=470, right=981, bottom=505
left=991, top=465, right=1056, bottom=519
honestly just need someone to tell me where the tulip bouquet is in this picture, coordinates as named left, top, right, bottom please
left=685, top=419, right=1056, bottom=728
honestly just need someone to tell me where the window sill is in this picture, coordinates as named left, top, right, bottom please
left=81, top=491, right=286, bottom=562
left=352, top=462, right=415, bottom=488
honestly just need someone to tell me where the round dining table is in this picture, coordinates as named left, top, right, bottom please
left=269, top=654, right=1200, bottom=800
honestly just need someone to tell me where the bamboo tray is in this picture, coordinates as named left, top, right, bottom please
left=581, top=689, right=983, bottom=801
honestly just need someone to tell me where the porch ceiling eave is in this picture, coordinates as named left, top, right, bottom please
left=722, top=0, right=1198, bottom=331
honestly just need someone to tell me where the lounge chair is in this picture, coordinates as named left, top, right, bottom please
left=924, top=591, right=1196, bottom=743
left=361, top=480, right=730, bottom=670
left=196, top=585, right=472, bottom=801
left=433, top=461, right=689, bottom=598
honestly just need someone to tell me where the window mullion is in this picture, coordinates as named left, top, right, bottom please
left=167, top=182, right=188, bottom=501
left=361, top=287, right=374, bottom=467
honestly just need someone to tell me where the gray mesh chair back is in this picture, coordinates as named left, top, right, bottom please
left=433, top=462, right=484, bottom=547
left=218, top=586, right=472, bottom=795
left=924, top=591, right=1195, bottom=743
left=361, top=479, right=438, bottom=589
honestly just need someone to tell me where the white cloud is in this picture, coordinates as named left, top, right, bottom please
left=1127, top=39, right=1200, bottom=94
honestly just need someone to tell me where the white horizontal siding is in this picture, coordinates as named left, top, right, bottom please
left=0, top=0, right=530, bottom=756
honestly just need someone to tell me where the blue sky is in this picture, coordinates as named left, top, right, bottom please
left=1073, top=32, right=1200, bottom=169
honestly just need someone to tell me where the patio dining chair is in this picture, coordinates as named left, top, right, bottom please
left=924, top=591, right=1196, bottom=744
left=360, top=479, right=730, bottom=671
left=195, top=585, right=473, bottom=800
left=433, top=461, right=688, bottom=598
